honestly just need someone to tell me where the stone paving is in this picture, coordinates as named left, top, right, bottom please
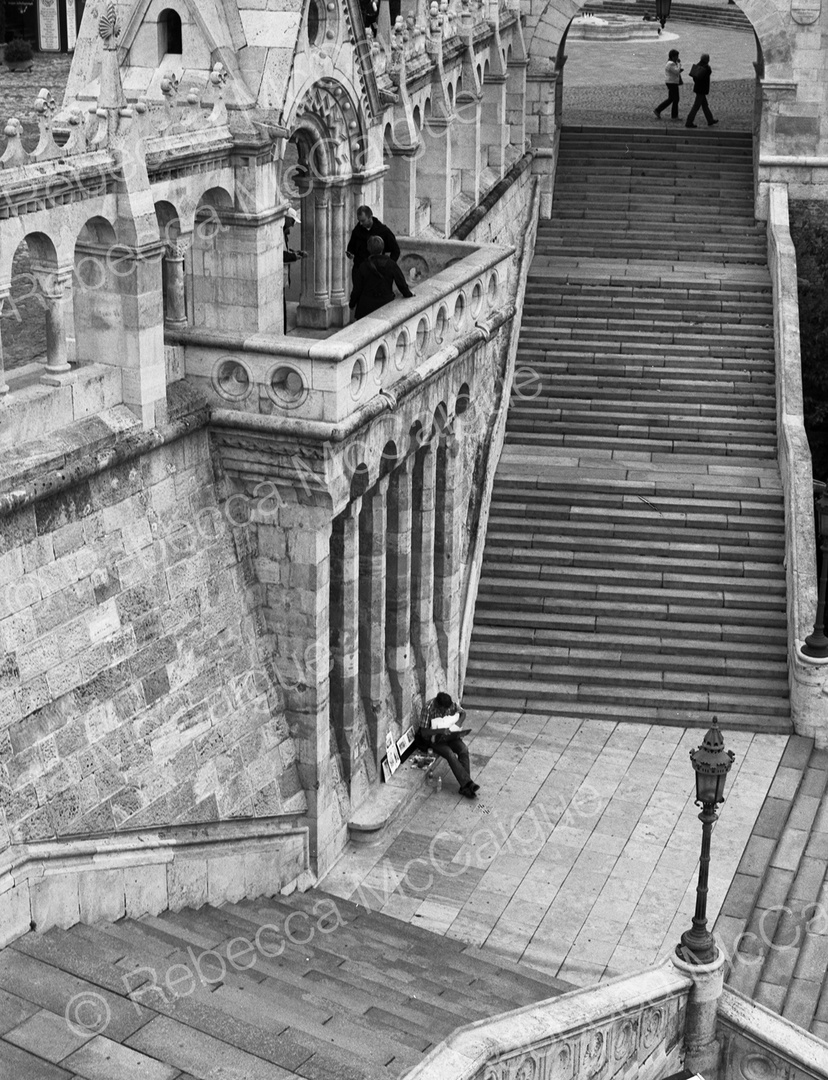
left=322, top=710, right=789, bottom=989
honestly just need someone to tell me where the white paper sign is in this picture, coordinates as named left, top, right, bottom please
left=38, top=0, right=61, bottom=51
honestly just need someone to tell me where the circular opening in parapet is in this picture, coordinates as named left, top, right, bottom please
left=351, top=355, right=368, bottom=398
left=415, top=317, right=429, bottom=356
left=395, top=329, right=409, bottom=369
left=214, top=358, right=252, bottom=401
left=269, top=364, right=308, bottom=409
left=453, top=292, right=466, bottom=330
left=487, top=272, right=499, bottom=309
left=470, top=281, right=483, bottom=318
left=308, top=0, right=321, bottom=43
left=373, top=343, right=388, bottom=383
left=434, top=306, right=448, bottom=344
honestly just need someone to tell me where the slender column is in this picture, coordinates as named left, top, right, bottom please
left=330, top=189, right=347, bottom=306
left=164, top=242, right=188, bottom=329
left=384, top=152, right=417, bottom=237
left=433, top=435, right=462, bottom=691
left=41, top=272, right=72, bottom=378
left=313, top=192, right=330, bottom=306
left=386, top=459, right=413, bottom=725
left=410, top=444, right=437, bottom=694
left=330, top=501, right=361, bottom=788
left=0, top=294, right=9, bottom=397
left=359, top=478, right=389, bottom=765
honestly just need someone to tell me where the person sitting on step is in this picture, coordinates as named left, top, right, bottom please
left=414, top=691, right=479, bottom=799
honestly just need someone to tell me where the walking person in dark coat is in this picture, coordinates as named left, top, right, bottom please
left=349, top=235, right=413, bottom=320
left=346, top=205, right=401, bottom=273
left=654, top=49, right=682, bottom=121
left=685, top=54, right=719, bottom=128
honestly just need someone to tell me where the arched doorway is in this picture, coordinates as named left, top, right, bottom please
left=281, top=80, right=370, bottom=330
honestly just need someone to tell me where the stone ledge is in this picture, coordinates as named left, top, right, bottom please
left=0, top=380, right=209, bottom=518
left=348, top=756, right=429, bottom=844
left=0, top=816, right=311, bottom=947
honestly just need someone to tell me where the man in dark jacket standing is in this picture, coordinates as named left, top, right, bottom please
left=349, top=236, right=413, bottom=320
left=685, top=54, right=719, bottom=128
left=346, top=205, right=400, bottom=272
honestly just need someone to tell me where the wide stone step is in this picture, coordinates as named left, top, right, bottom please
left=508, top=407, right=776, bottom=435
left=460, top=676, right=791, bottom=721
left=528, top=388, right=775, bottom=413
left=472, top=624, right=789, bottom=667
left=521, top=354, right=776, bottom=381
left=480, top=557, right=786, bottom=596
left=504, top=433, right=778, bottom=460
left=525, top=305, right=773, bottom=328
left=491, top=484, right=783, bottom=516
left=463, top=654, right=790, bottom=697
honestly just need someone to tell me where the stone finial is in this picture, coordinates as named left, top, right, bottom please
left=98, top=1, right=120, bottom=49
left=208, top=63, right=230, bottom=128
left=31, top=88, right=61, bottom=162
left=0, top=118, right=30, bottom=169
left=62, top=105, right=89, bottom=155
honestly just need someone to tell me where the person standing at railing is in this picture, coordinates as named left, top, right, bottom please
left=349, top=235, right=413, bottom=320
left=282, top=207, right=308, bottom=331
left=346, top=205, right=400, bottom=277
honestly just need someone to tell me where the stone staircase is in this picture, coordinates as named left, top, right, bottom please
left=464, top=127, right=791, bottom=732
left=714, top=738, right=828, bottom=1041
left=0, top=887, right=566, bottom=1079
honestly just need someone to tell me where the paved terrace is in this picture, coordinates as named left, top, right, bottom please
left=323, top=712, right=789, bottom=988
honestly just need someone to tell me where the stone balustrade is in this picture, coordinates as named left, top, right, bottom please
left=176, top=238, right=513, bottom=426
left=402, top=960, right=693, bottom=1080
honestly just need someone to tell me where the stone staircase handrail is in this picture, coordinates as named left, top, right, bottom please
left=401, top=959, right=693, bottom=1080
left=718, top=985, right=828, bottom=1079
left=767, top=181, right=828, bottom=746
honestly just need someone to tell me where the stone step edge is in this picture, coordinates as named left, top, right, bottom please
left=713, top=737, right=816, bottom=985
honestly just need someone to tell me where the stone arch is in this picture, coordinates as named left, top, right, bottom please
left=524, top=0, right=793, bottom=81
left=380, top=440, right=398, bottom=478
left=350, top=463, right=370, bottom=500
left=73, top=216, right=124, bottom=366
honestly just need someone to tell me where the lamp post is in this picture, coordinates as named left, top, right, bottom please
left=676, top=717, right=735, bottom=966
left=801, top=485, right=828, bottom=659
left=655, top=0, right=672, bottom=28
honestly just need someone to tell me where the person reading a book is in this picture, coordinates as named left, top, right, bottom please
left=414, top=692, right=479, bottom=799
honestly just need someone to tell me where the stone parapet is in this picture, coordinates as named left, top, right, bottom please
left=400, top=959, right=693, bottom=1080
left=718, top=986, right=828, bottom=1080
left=174, top=239, right=513, bottom=426
left=767, top=183, right=828, bottom=745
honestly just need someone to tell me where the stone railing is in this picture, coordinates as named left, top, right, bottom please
left=767, top=182, right=828, bottom=747
left=176, top=239, right=514, bottom=428
left=401, top=961, right=692, bottom=1080
left=718, top=987, right=828, bottom=1080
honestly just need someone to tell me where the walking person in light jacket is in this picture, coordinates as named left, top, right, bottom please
left=654, top=49, right=683, bottom=121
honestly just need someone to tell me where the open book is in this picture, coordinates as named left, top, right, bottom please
left=429, top=714, right=460, bottom=730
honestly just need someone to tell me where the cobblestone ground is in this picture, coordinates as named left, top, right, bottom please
left=564, top=20, right=758, bottom=128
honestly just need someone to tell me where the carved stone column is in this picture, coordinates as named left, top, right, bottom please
left=384, top=151, right=417, bottom=238
left=164, top=242, right=188, bottom=330
left=330, top=500, right=361, bottom=788
left=453, top=92, right=481, bottom=202
left=298, top=189, right=332, bottom=329
left=417, top=119, right=452, bottom=236
left=40, top=271, right=73, bottom=380
left=359, top=477, right=389, bottom=765
left=329, top=186, right=350, bottom=327
left=386, top=458, right=413, bottom=725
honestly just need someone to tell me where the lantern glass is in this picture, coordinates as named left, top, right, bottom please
left=817, top=495, right=828, bottom=539
left=694, top=769, right=722, bottom=805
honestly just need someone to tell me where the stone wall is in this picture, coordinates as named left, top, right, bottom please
left=0, top=385, right=306, bottom=864
left=718, top=986, right=828, bottom=1080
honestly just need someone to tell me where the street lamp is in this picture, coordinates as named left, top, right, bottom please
left=801, top=484, right=828, bottom=659
left=676, top=717, right=735, bottom=965
left=655, top=0, right=672, bottom=28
